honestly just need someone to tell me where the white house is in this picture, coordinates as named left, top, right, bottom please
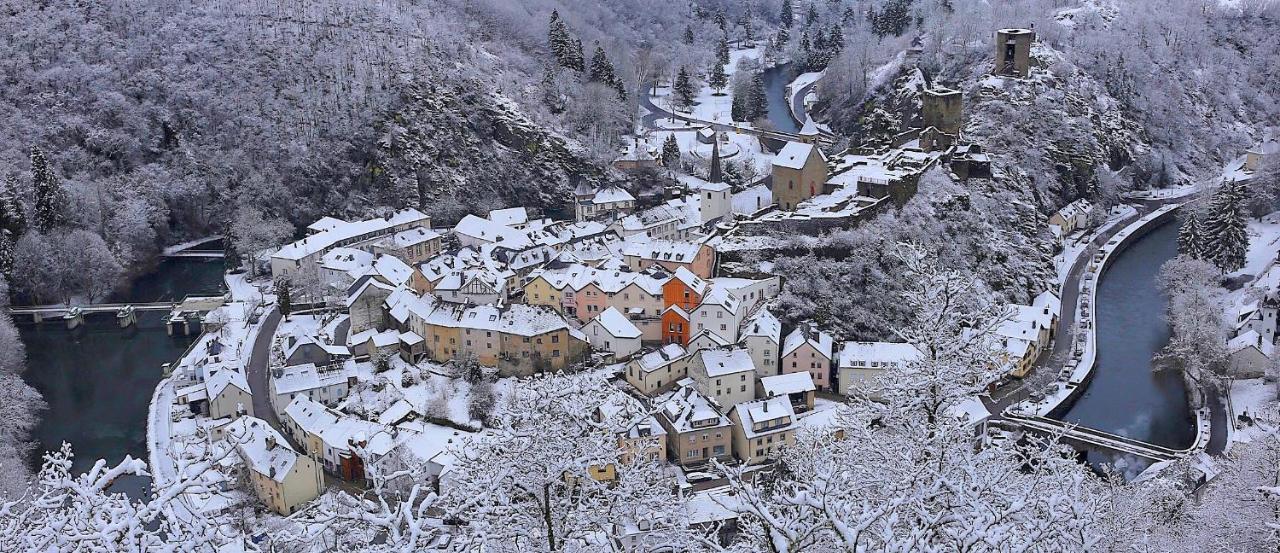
left=740, top=309, right=782, bottom=380
left=624, top=343, right=689, bottom=396
left=271, top=209, right=430, bottom=279
left=690, top=286, right=746, bottom=344
left=576, top=185, right=637, bottom=222
left=453, top=214, right=534, bottom=250
left=583, top=306, right=643, bottom=359
left=837, top=341, right=922, bottom=396
left=1234, top=300, right=1278, bottom=345
left=269, top=362, right=357, bottom=420
left=710, top=276, right=783, bottom=312
left=678, top=175, right=732, bottom=224
left=688, top=347, right=757, bottom=409
left=1047, top=199, right=1094, bottom=238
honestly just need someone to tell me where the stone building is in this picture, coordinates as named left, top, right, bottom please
left=771, top=141, right=829, bottom=212
left=994, top=28, right=1035, bottom=77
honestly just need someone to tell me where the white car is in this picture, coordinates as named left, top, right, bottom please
left=684, top=471, right=716, bottom=484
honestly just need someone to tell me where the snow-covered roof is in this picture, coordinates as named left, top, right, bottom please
left=1033, top=290, right=1061, bottom=318
left=589, top=307, right=642, bottom=339
left=678, top=174, right=730, bottom=193
left=488, top=207, right=529, bottom=227
left=946, top=396, right=991, bottom=427
left=454, top=214, right=533, bottom=250
left=799, top=118, right=820, bottom=136
left=284, top=396, right=340, bottom=436
left=307, top=216, right=347, bottom=233
left=319, top=247, right=374, bottom=275
left=206, top=367, right=250, bottom=400
left=773, top=141, right=826, bottom=170
left=782, top=325, right=834, bottom=359
left=760, top=372, right=816, bottom=396
left=838, top=341, right=922, bottom=369
left=377, top=399, right=418, bottom=426
left=658, top=385, right=731, bottom=434
left=1229, top=330, right=1275, bottom=358
left=275, top=209, right=428, bottom=261
left=622, top=240, right=705, bottom=264
left=390, top=227, right=440, bottom=248
left=344, top=276, right=395, bottom=308
left=634, top=343, right=687, bottom=373
left=698, top=286, right=741, bottom=314
left=732, top=397, right=796, bottom=440
left=371, top=255, right=414, bottom=286
left=223, top=417, right=302, bottom=483
left=697, top=347, right=755, bottom=377
left=271, top=362, right=353, bottom=396
left=669, top=266, right=709, bottom=295
left=741, top=309, right=782, bottom=344
left=590, top=185, right=636, bottom=205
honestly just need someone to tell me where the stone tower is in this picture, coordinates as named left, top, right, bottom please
left=994, top=28, right=1035, bottom=77
left=921, top=87, right=962, bottom=136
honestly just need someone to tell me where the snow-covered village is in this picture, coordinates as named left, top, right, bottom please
left=3, top=0, right=1280, bottom=551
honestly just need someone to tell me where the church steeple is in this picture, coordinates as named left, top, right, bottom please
left=708, top=137, right=723, bottom=183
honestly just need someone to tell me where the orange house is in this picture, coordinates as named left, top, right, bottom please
left=662, top=267, right=708, bottom=312
left=662, top=306, right=691, bottom=345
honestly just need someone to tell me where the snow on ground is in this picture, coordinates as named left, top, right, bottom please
left=341, top=356, right=513, bottom=430
left=1054, top=205, right=1136, bottom=285
left=1231, top=212, right=1280, bottom=279
left=788, top=71, right=822, bottom=122
left=1228, top=378, right=1278, bottom=450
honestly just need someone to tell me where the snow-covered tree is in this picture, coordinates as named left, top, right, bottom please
left=673, top=66, right=696, bottom=109
left=439, top=371, right=697, bottom=551
left=0, top=174, right=25, bottom=236
left=1178, top=210, right=1209, bottom=260
left=715, top=33, right=730, bottom=67
left=1205, top=179, right=1249, bottom=273
left=229, top=205, right=292, bottom=276
left=275, top=278, right=292, bottom=321
left=588, top=44, right=625, bottom=101
left=780, top=0, right=794, bottom=28
left=661, top=133, right=681, bottom=168
left=720, top=245, right=1113, bottom=552
left=1154, top=255, right=1229, bottom=408
left=0, top=442, right=247, bottom=549
left=30, top=147, right=69, bottom=232
left=708, top=59, right=728, bottom=95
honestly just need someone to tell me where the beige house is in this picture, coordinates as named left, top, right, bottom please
left=687, top=347, right=757, bottom=409
left=729, top=397, right=797, bottom=465
left=758, top=372, right=816, bottom=413
left=771, top=141, right=828, bottom=211
left=1245, top=141, right=1278, bottom=172
left=206, top=368, right=254, bottom=420
left=656, top=384, right=734, bottom=467
left=837, top=341, right=922, bottom=397
left=624, top=343, right=689, bottom=396
left=271, top=209, right=430, bottom=279
left=218, top=417, right=324, bottom=516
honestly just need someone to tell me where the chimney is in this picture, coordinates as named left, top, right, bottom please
left=266, top=435, right=277, bottom=450
left=763, top=400, right=769, bottom=412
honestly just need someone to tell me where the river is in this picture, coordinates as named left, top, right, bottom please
left=1057, top=220, right=1194, bottom=472
left=759, top=64, right=802, bottom=134
left=19, top=257, right=226, bottom=498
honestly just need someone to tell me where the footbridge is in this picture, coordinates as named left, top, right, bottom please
left=1003, top=413, right=1188, bottom=462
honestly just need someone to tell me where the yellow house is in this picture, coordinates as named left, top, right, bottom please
left=771, top=141, right=828, bottom=211
left=728, top=397, right=797, bottom=465
left=217, top=417, right=324, bottom=516
left=523, top=273, right=566, bottom=313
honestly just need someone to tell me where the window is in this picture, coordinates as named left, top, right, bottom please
left=740, top=374, right=746, bottom=381
left=551, top=335, right=560, bottom=344
left=716, top=378, right=722, bottom=386
left=552, top=350, right=561, bottom=357
left=740, top=385, right=746, bottom=392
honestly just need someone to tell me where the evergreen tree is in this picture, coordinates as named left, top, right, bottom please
left=742, top=5, right=755, bottom=42
left=547, top=10, right=572, bottom=67
left=588, top=44, right=626, bottom=100
left=275, top=278, right=293, bottom=321
left=731, top=91, right=747, bottom=121
left=747, top=73, right=768, bottom=120
left=673, top=66, right=696, bottom=109
left=780, top=0, right=794, bottom=28
left=0, top=230, right=13, bottom=283
left=776, top=27, right=790, bottom=47
left=31, top=147, right=69, bottom=232
left=1178, top=211, right=1208, bottom=260
left=661, top=134, right=681, bottom=168
left=806, top=3, right=819, bottom=26
left=715, top=10, right=727, bottom=32
left=1206, top=180, right=1249, bottom=273
left=843, top=6, right=857, bottom=23
left=683, top=25, right=695, bottom=45
left=716, top=33, right=731, bottom=66
left=708, top=60, right=728, bottom=94
left=568, top=37, right=585, bottom=72
left=872, top=0, right=913, bottom=37
left=0, top=174, right=26, bottom=236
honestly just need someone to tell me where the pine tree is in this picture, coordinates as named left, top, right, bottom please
left=776, top=27, right=790, bottom=47
left=747, top=73, right=768, bottom=120
left=716, top=33, right=730, bottom=66
left=683, top=25, right=695, bottom=45
left=548, top=10, right=572, bottom=67
left=589, top=44, right=626, bottom=99
left=780, top=0, right=794, bottom=28
left=0, top=230, right=13, bottom=283
left=742, top=4, right=755, bottom=42
left=568, top=38, right=585, bottom=72
left=276, top=278, right=293, bottom=321
left=708, top=60, right=728, bottom=94
left=715, top=10, right=727, bottom=32
left=731, top=92, right=747, bottom=121
left=673, top=66, right=696, bottom=109
left=1206, top=180, right=1249, bottom=273
left=661, top=134, right=681, bottom=168
left=806, top=3, right=819, bottom=26
left=31, top=146, right=69, bottom=232
left=0, top=174, right=26, bottom=236
left=1178, top=211, right=1208, bottom=260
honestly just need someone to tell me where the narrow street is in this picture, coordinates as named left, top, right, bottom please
left=245, top=307, right=285, bottom=435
